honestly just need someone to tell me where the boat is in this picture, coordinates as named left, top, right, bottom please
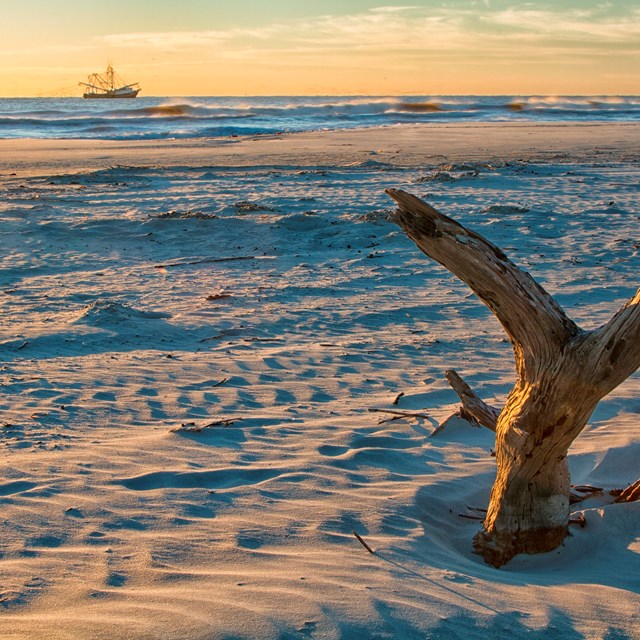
left=80, top=65, right=140, bottom=99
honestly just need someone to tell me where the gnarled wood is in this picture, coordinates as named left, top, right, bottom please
left=445, top=369, right=498, bottom=431
left=386, top=188, right=640, bottom=567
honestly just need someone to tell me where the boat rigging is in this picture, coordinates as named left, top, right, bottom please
left=80, top=65, right=140, bottom=99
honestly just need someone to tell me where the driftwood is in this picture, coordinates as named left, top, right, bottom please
left=569, top=485, right=603, bottom=504
left=386, top=188, right=640, bottom=567
left=615, top=479, right=640, bottom=503
left=445, top=369, right=498, bottom=431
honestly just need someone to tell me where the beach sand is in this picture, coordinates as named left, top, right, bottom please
left=0, top=123, right=638, bottom=639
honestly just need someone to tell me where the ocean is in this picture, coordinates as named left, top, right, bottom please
left=0, top=95, right=638, bottom=141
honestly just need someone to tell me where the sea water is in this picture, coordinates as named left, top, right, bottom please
left=0, top=95, right=638, bottom=140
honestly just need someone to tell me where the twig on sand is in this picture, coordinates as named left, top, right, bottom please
left=352, top=531, right=374, bottom=554
left=212, top=378, right=228, bottom=387
left=171, top=418, right=238, bottom=433
left=368, top=408, right=430, bottom=420
left=569, top=485, right=603, bottom=504
left=375, top=415, right=405, bottom=425
left=573, top=485, right=603, bottom=493
left=467, top=505, right=487, bottom=513
left=206, top=293, right=233, bottom=301
left=392, top=392, right=405, bottom=406
left=199, top=334, right=224, bottom=343
left=569, top=514, right=587, bottom=528
left=154, top=255, right=258, bottom=269
left=458, top=507, right=487, bottom=521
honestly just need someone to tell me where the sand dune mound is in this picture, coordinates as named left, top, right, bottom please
left=71, top=299, right=171, bottom=327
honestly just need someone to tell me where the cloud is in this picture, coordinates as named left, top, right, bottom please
left=369, top=6, right=423, bottom=13
left=97, top=4, right=640, bottom=53
left=98, top=7, right=470, bottom=54
left=485, top=6, right=640, bottom=41
left=99, top=27, right=277, bottom=49
left=18, top=3, right=629, bottom=71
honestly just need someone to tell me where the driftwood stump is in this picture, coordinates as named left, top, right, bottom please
left=387, top=189, right=640, bottom=568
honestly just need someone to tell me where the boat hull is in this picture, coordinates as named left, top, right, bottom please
left=83, top=89, right=140, bottom=99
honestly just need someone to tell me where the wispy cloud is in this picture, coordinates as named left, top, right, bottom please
left=100, top=28, right=273, bottom=49
left=97, top=6, right=467, bottom=53
left=485, top=6, right=640, bottom=41
left=95, top=3, right=640, bottom=58
left=5, top=4, right=638, bottom=71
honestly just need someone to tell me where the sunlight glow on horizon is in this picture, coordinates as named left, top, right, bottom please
left=1, top=1, right=639, bottom=97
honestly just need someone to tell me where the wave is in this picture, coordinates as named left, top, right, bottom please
left=1, top=95, right=638, bottom=140
left=394, top=101, right=443, bottom=113
left=135, top=104, right=199, bottom=117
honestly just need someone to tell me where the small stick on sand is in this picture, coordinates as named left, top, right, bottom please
left=212, top=378, right=228, bottom=387
left=199, top=334, right=224, bottom=343
left=171, top=418, right=238, bottom=433
left=205, top=293, right=233, bottom=301
left=154, top=255, right=258, bottom=269
left=392, top=392, right=405, bottom=406
left=376, top=415, right=405, bottom=425
left=572, top=485, right=603, bottom=493
left=569, top=485, right=603, bottom=504
left=352, top=531, right=374, bottom=554
left=368, top=408, right=430, bottom=420
left=569, top=514, right=587, bottom=528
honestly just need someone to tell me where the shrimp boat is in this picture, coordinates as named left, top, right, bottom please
left=80, top=65, right=140, bottom=99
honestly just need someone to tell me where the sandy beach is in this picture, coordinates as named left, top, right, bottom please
left=2, top=122, right=640, bottom=177
left=1, top=122, right=638, bottom=639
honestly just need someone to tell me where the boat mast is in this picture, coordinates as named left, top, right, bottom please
left=106, top=65, right=115, bottom=91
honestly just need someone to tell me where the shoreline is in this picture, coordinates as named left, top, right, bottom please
left=1, top=121, right=639, bottom=177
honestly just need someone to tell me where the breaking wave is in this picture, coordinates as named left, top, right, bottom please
left=1, top=95, right=638, bottom=140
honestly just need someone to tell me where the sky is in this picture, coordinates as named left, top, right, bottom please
left=1, top=0, right=638, bottom=96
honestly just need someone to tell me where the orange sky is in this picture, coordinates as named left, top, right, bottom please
left=1, top=2, right=639, bottom=96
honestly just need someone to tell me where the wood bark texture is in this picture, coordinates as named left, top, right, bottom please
left=445, top=369, right=499, bottom=431
left=386, top=188, right=640, bottom=567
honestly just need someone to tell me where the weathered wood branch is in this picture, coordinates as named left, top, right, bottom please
left=386, top=188, right=580, bottom=373
left=444, top=369, right=498, bottom=431
left=615, top=479, right=640, bottom=503
left=386, top=188, right=640, bottom=568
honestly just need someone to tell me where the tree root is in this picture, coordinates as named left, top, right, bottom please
left=473, top=525, right=569, bottom=568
